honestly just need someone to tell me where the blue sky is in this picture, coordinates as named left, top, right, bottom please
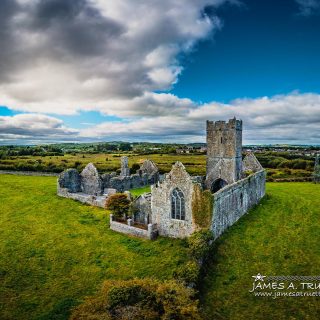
left=173, top=0, right=320, bottom=103
left=0, top=0, right=319, bottom=144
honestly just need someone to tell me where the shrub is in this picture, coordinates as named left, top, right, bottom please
left=187, top=230, right=214, bottom=262
left=131, top=163, right=141, bottom=173
left=106, top=193, right=131, bottom=219
left=70, top=278, right=201, bottom=320
left=174, top=261, right=200, bottom=286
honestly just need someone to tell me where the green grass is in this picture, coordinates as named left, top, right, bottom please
left=130, top=185, right=151, bottom=197
left=0, top=153, right=207, bottom=175
left=201, top=182, right=320, bottom=320
left=0, top=175, right=188, bottom=320
left=1, top=175, right=319, bottom=320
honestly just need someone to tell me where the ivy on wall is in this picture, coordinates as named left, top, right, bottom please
left=191, top=184, right=213, bottom=230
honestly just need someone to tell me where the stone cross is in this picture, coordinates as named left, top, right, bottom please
left=120, top=156, right=130, bottom=176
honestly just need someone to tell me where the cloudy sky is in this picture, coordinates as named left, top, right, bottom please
left=0, top=0, right=320, bottom=145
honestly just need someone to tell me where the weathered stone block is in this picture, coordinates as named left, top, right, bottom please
left=80, top=163, right=103, bottom=195
left=58, top=169, right=81, bottom=193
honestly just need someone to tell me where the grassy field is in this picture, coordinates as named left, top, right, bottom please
left=0, top=152, right=313, bottom=180
left=130, top=185, right=151, bottom=196
left=0, top=175, right=188, bottom=320
left=0, top=153, right=207, bottom=175
left=1, top=175, right=319, bottom=320
left=201, top=182, right=320, bottom=320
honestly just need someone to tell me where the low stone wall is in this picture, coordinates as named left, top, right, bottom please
left=110, top=215, right=158, bottom=240
left=212, top=170, right=266, bottom=238
left=0, top=170, right=59, bottom=176
left=57, top=187, right=108, bottom=208
left=103, top=172, right=159, bottom=192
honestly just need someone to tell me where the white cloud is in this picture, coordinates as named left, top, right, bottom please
left=0, top=0, right=227, bottom=116
left=1, top=92, right=320, bottom=144
left=79, top=92, right=320, bottom=144
left=295, top=0, right=320, bottom=16
left=0, top=114, right=78, bottom=142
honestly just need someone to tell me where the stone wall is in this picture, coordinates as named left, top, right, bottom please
left=206, top=118, right=243, bottom=189
left=110, top=215, right=158, bottom=240
left=243, top=152, right=263, bottom=173
left=132, top=193, right=152, bottom=225
left=57, top=185, right=109, bottom=208
left=0, top=170, right=59, bottom=176
left=80, top=163, right=103, bottom=195
left=151, top=162, right=197, bottom=238
left=102, top=172, right=156, bottom=192
left=211, top=170, right=266, bottom=238
left=58, top=160, right=159, bottom=200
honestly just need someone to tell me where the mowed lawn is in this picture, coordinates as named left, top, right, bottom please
left=201, top=182, right=320, bottom=320
left=0, top=175, right=188, bottom=320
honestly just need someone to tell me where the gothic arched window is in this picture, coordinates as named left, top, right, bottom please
left=171, top=188, right=185, bottom=220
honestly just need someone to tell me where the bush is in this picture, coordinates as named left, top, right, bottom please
left=174, top=261, right=200, bottom=286
left=70, top=278, right=201, bottom=320
left=106, top=193, right=131, bottom=219
left=131, top=163, right=140, bottom=173
left=187, top=230, right=214, bottom=262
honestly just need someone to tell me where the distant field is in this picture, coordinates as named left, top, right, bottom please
left=0, top=153, right=207, bottom=175
left=0, top=152, right=313, bottom=180
left=201, top=182, right=320, bottom=320
left=0, top=175, right=188, bottom=320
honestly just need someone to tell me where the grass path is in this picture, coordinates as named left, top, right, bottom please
left=201, top=182, right=320, bottom=320
left=0, top=175, right=188, bottom=320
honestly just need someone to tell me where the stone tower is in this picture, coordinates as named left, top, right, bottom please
left=205, top=118, right=242, bottom=192
left=120, top=156, right=130, bottom=176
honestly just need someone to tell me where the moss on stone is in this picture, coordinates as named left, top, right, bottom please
left=192, top=184, right=213, bottom=230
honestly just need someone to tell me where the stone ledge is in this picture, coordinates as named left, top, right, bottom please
left=110, top=215, right=158, bottom=240
left=57, top=187, right=108, bottom=208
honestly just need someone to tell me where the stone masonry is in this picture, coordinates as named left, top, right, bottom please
left=57, top=118, right=266, bottom=240
left=149, top=118, right=265, bottom=239
left=151, top=162, right=197, bottom=238
left=242, top=152, right=263, bottom=173
left=205, top=118, right=243, bottom=191
left=81, top=163, right=103, bottom=195
left=57, top=159, right=159, bottom=206
left=120, top=156, right=130, bottom=176
left=212, top=170, right=266, bottom=238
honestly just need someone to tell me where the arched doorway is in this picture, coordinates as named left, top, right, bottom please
left=211, top=178, right=228, bottom=193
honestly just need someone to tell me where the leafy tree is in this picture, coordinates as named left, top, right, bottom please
left=106, top=193, right=131, bottom=219
left=119, top=143, right=132, bottom=151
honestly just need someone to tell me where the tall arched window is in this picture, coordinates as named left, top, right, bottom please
left=171, top=188, right=185, bottom=220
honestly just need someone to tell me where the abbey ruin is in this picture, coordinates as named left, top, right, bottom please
left=57, top=118, right=266, bottom=239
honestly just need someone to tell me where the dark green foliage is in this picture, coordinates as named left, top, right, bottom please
left=174, top=261, right=200, bottom=285
left=105, top=193, right=131, bottom=218
left=70, top=278, right=201, bottom=320
left=131, top=163, right=141, bottom=173
left=187, top=230, right=214, bottom=261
